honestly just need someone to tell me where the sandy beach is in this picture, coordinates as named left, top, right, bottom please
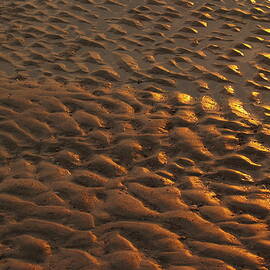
left=0, top=0, right=270, bottom=269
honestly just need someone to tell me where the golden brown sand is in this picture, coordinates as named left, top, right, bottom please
left=0, top=0, right=270, bottom=269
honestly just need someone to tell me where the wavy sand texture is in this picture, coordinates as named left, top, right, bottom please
left=0, top=0, right=270, bottom=270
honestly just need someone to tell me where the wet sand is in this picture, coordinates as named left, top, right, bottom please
left=0, top=0, right=270, bottom=269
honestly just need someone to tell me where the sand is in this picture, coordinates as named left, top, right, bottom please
left=0, top=0, right=270, bottom=269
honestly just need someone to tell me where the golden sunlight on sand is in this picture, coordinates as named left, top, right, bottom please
left=0, top=0, right=270, bottom=269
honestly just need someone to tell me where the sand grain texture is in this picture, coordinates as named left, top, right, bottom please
left=0, top=0, right=270, bottom=269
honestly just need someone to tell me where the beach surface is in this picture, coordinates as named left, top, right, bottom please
left=0, top=0, right=270, bottom=269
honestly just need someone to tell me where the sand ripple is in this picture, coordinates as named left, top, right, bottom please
left=0, top=0, right=270, bottom=270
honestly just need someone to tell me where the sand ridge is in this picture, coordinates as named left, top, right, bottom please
left=0, top=0, right=270, bottom=269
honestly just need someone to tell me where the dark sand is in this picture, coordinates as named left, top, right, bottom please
left=0, top=0, right=270, bottom=269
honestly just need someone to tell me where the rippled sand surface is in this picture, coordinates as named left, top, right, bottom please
left=0, top=0, right=270, bottom=269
